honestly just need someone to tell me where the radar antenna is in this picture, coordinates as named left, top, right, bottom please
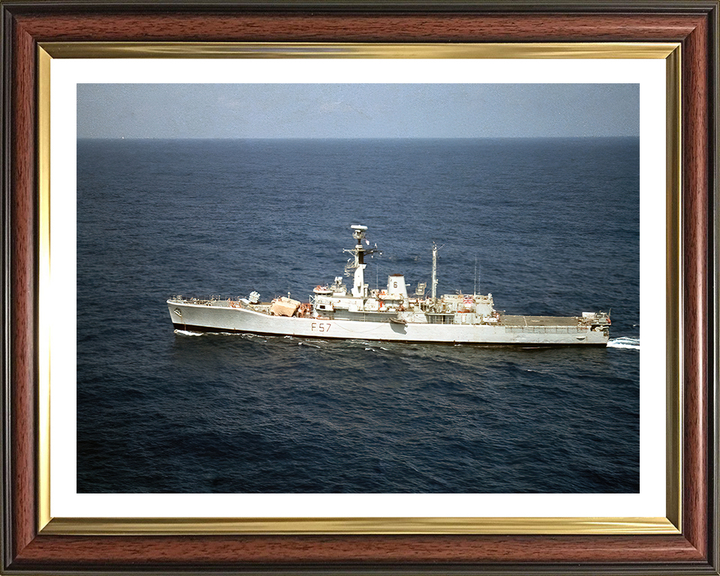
left=343, top=225, right=380, bottom=297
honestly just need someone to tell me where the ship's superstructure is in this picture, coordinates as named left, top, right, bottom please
left=167, top=225, right=611, bottom=345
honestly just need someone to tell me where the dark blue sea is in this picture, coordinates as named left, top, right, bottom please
left=77, top=138, right=639, bottom=493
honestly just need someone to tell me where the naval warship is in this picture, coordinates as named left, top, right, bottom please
left=167, top=225, right=610, bottom=345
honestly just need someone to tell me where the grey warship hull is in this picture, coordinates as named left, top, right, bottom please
left=167, top=299, right=609, bottom=346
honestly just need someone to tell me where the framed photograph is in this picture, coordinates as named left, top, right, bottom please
left=2, top=1, right=717, bottom=574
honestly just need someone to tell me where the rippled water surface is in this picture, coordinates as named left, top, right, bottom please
left=77, top=138, right=639, bottom=493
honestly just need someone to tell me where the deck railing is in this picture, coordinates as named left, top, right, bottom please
left=505, top=325, right=585, bottom=334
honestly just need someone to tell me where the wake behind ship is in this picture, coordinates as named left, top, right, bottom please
left=167, top=225, right=611, bottom=346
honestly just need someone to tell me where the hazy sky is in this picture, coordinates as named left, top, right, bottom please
left=77, top=84, right=639, bottom=139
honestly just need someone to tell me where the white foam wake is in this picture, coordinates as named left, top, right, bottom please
left=174, top=329, right=203, bottom=337
left=608, top=337, right=640, bottom=350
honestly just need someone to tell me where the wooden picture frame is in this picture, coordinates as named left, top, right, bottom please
left=2, top=1, right=718, bottom=573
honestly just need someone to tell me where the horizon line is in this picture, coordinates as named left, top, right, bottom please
left=77, top=135, right=640, bottom=141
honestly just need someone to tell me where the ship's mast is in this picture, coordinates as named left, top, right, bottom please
left=431, top=242, right=439, bottom=300
left=474, top=256, right=478, bottom=296
left=344, top=225, right=378, bottom=298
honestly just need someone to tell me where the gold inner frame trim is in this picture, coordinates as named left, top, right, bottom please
left=36, top=41, right=682, bottom=536
left=43, top=516, right=677, bottom=536
left=37, top=46, right=52, bottom=532
left=664, top=44, right=682, bottom=532
left=41, top=41, right=678, bottom=59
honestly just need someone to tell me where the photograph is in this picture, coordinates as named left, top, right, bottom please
left=76, top=82, right=640, bottom=495
left=2, top=1, right=717, bottom=572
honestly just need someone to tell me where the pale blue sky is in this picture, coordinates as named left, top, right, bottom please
left=77, top=84, right=639, bottom=139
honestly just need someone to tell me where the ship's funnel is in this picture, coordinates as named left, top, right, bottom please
left=387, top=274, right=408, bottom=298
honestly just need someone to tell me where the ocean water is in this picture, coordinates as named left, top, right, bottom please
left=77, top=138, right=639, bottom=493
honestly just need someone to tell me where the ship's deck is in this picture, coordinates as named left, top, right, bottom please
left=503, top=315, right=579, bottom=327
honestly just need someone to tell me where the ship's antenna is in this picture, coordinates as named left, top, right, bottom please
left=474, top=257, right=478, bottom=296
left=431, top=242, right=443, bottom=300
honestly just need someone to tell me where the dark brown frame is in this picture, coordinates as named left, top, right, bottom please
left=1, top=1, right=718, bottom=574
